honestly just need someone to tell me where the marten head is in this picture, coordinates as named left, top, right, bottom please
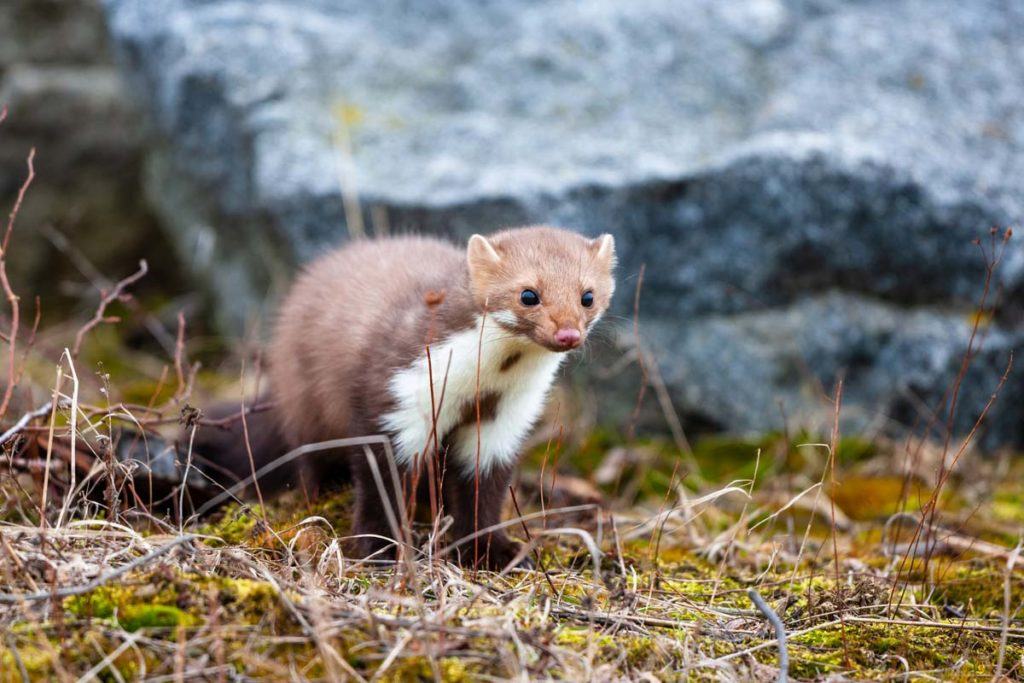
left=466, top=226, right=617, bottom=352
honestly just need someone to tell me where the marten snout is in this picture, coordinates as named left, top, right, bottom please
left=554, top=327, right=582, bottom=349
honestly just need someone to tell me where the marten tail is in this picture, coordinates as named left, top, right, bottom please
left=116, top=399, right=353, bottom=516
left=186, top=399, right=354, bottom=512
left=110, top=399, right=292, bottom=515
left=185, top=399, right=296, bottom=501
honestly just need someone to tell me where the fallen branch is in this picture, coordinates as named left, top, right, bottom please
left=0, top=401, right=56, bottom=448
left=748, top=588, right=789, bottom=683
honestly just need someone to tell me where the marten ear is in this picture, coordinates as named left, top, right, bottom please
left=467, top=234, right=502, bottom=271
left=590, top=234, right=616, bottom=265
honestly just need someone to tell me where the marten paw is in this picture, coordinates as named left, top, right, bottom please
left=464, top=536, right=533, bottom=571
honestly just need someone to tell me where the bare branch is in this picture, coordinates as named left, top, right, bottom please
left=71, top=259, right=149, bottom=359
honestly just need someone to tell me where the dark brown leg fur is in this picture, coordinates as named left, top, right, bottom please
left=350, top=448, right=406, bottom=561
left=443, top=464, right=530, bottom=570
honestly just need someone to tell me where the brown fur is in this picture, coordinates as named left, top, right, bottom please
left=188, top=226, right=615, bottom=568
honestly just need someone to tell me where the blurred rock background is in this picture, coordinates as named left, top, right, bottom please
left=3, top=0, right=1022, bottom=449
left=0, top=0, right=184, bottom=325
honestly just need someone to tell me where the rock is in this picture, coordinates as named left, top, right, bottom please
left=0, top=0, right=111, bottom=66
left=643, top=292, right=1023, bottom=451
left=0, top=65, right=138, bottom=161
left=101, top=0, right=1024, bottom=448
left=0, top=0, right=179, bottom=315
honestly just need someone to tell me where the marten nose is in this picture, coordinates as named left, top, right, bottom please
left=554, top=328, right=582, bottom=349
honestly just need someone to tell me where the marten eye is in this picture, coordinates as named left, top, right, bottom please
left=581, top=291, right=595, bottom=308
left=520, top=289, right=540, bottom=306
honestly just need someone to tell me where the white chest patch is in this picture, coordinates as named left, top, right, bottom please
left=380, top=314, right=564, bottom=476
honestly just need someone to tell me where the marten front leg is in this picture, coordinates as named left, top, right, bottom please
left=350, top=454, right=404, bottom=562
left=444, top=464, right=531, bottom=570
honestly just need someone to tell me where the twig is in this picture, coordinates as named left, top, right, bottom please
left=3, top=631, right=30, bottom=683
left=76, top=633, right=142, bottom=682
left=826, top=378, right=850, bottom=666
left=995, top=541, right=1023, bottom=679
left=0, top=146, right=35, bottom=421
left=508, top=485, right=557, bottom=594
left=195, top=435, right=398, bottom=516
left=55, top=349, right=80, bottom=528
left=845, top=616, right=1024, bottom=638
left=748, top=588, right=788, bottom=683
left=0, top=401, right=55, bottom=447
left=549, top=605, right=699, bottom=631
left=0, top=535, right=195, bottom=603
left=71, top=259, right=149, bottom=359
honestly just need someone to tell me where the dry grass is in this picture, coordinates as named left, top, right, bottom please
left=1, top=372, right=1023, bottom=682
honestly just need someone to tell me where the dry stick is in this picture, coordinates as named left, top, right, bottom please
left=195, top=435, right=397, bottom=516
left=419, top=294, right=449, bottom=561
left=0, top=400, right=54, bottom=447
left=238, top=359, right=267, bottom=521
left=132, top=401, right=275, bottom=429
left=748, top=588, right=789, bottom=682
left=624, top=264, right=648, bottom=445
left=8, top=296, right=40, bottom=395
left=173, top=311, right=187, bottom=400
left=55, top=350, right=80, bottom=528
left=708, top=618, right=846, bottom=667
left=473, top=311, right=487, bottom=568
left=650, top=457, right=682, bottom=573
left=123, top=367, right=169, bottom=514
left=0, top=535, right=195, bottom=604
left=508, top=485, right=558, bottom=595
left=40, top=371, right=64, bottom=527
left=844, top=616, right=1024, bottom=638
left=361, top=444, right=416, bottom=576
left=78, top=633, right=143, bottom=682
left=70, top=259, right=149, bottom=359
left=3, top=632, right=30, bottom=683
left=903, top=230, right=1012, bottom=594
left=995, top=541, right=1023, bottom=679
left=0, top=146, right=35, bottom=421
left=424, top=346, right=440, bottom=524
left=644, top=350, right=700, bottom=476
left=927, top=233, right=1007, bottom=507
left=888, top=352, right=1014, bottom=615
left=425, top=350, right=454, bottom=562
left=826, top=378, right=850, bottom=666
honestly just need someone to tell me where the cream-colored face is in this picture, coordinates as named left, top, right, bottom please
left=466, top=226, right=617, bottom=352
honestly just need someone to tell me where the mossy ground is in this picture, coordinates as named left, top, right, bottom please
left=1, top=331, right=1022, bottom=680
left=2, top=428, right=1022, bottom=681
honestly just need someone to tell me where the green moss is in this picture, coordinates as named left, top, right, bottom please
left=0, top=644, right=53, bottom=681
left=199, top=503, right=264, bottom=546
left=928, top=562, right=1024, bottom=616
left=991, top=489, right=1024, bottom=525
left=554, top=628, right=664, bottom=670
left=786, top=622, right=1024, bottom=679
left=118, top=604, right=195, bottom=631
left=378, top=656, right=472, bottom=682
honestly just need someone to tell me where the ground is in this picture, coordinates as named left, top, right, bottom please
left=2, top=397, right=1022, bottom=681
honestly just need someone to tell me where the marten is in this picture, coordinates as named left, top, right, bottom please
left=187, top=226, right=616, bottom=568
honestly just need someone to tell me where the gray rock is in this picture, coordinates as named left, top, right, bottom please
left=645, top=293, right=1023, bottom=451
left=0, top=0, right=111, bottom=66
left=102, top=0, right=1024, bottom=447
left=0, top=0, right=175, bottom=316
